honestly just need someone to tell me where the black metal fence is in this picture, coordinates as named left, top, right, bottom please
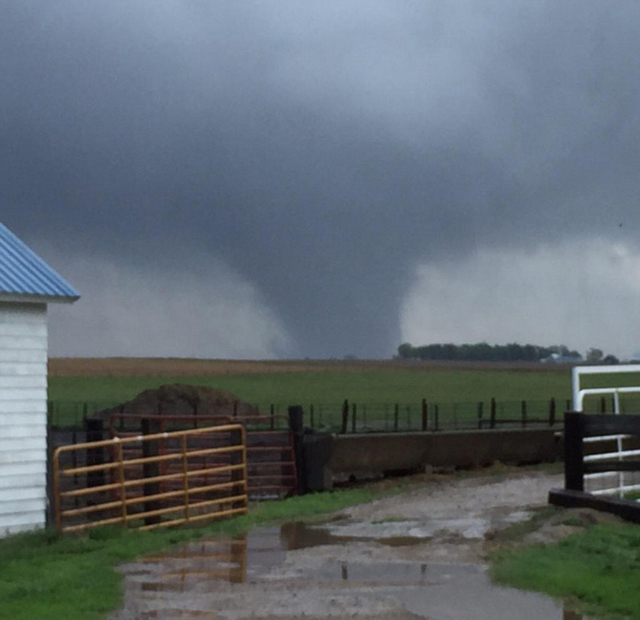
left=48, top=396, right=640, bottom=433
left=48, top=394, right=640, bottom=434
left=47, top=397, right=573, bottom=433
left=323, top=398, right=563, bottom=433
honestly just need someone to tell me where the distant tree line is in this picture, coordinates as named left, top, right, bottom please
left=396, top=342, right=588, bottom=362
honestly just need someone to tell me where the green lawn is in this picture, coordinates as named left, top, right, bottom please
left=492, top=522, right=640, bottom=620
left=0, top=487, right=381, bottom=620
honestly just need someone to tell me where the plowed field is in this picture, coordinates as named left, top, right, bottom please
left=49, top=357, right=570, bottom=378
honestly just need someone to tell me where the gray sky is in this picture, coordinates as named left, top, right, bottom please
left=2, top=1, right=640, bottom=359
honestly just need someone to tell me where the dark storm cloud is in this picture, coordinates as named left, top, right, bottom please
left=2, top=1, right=640, bottom=357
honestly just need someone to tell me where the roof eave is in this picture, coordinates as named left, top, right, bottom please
left=0, top=292, right=80, bottom=305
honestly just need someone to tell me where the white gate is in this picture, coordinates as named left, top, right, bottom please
left=572, top=364, right=640, bottom=498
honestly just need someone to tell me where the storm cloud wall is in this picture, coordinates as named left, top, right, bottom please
left=3, top=2, right=640, bottom=358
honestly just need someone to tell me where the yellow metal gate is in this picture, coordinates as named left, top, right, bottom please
left=109, top=413, right=298, bottom=498
left=53, top=424, right=247, bottom=534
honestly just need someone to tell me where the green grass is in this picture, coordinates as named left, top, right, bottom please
left=48, top=369, right=574, bottom=404
left=49, top=363, right=640, bottom=412
left=48, top=368, right=578, bottom=428
left=492, top=523, right=640, bottom=620
left=50, top=367, right=640, bottom=406
left=51, top=367, right=640, bottom=428
left=0, top=487, right=380, bottom=620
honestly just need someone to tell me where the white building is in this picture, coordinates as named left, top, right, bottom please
left=0, top=223, right=79, bottom=537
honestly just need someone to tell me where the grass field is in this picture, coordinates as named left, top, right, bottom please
left=48, top=369, right=574, bottom=408
left=47, top=358, right=640, bottom=428
left=47, top=359, right=570, bottom=428
left=492, top=522, right=640, bottom=620
left=49, top=358, right=575, bottom=400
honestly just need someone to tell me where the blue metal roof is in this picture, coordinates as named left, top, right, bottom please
left=0, top=223, right=80, bottom=302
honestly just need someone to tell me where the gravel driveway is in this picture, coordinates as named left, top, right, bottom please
left=111, top=469, right=572, bottom=620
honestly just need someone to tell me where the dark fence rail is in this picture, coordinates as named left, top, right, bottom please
left=564, top=412, right=640, bottom=492
left=549, top=412, right=640, bottom=524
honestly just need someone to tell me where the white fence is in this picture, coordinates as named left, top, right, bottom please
left=572, top=365, right=640, bottom=498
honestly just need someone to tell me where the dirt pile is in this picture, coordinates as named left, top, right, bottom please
left=94, top=383, right=260, bottom=421
left=516, top=507, right=624, bottom=546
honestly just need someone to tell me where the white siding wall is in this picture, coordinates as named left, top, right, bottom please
left=0, top=302, right=47, bottom=537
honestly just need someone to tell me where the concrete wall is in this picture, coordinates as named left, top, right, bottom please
left=304, top=428, right=559, bottom=490
left=0, top=302, right=48, bottom=537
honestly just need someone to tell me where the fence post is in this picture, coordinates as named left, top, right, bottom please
left=394, top=404, right=399, bottom=432
left=600, top=396, right=606, bottom=414
left=434, top=404, right=440, bottom=432
left=180, top=435, right=190, bottom=522
left=521, top=400, right=527, bottom=428
left=309, top=404, right=315, bottom=430
left=142, top=418, right=161, bottom=526
left=85, top=418, right=105, bottom=489
left=549, top=398, right=556, bottom=426
left=565, top=412, right=585, bottom=491
left=288, top=406, right=306, bottom=494
left=421, top=399, right=428, bottom=432
left=341, top=400, right=349, bottom=434
left=116, top=442, right=127, bottom=528
left=53, top=442, right=61, bottom=533
left=270, top=404, right=275, bottom=430
left=477, top=402, right=484, bottom=430
left=46, top=400, right=55, bottom=527
left=229, top=425, right=245, bottom=509
left=71, top=425, right=78, bottom=501
left=351, top=403, right=357, bottom=434
left=490, top=398, right=496, bottom=429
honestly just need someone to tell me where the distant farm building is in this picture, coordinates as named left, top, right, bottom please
left=0, top=223, right=79, bottom=537
left=541, top=353, right=583, bottom=364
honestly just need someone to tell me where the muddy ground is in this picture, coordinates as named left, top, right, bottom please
left=110, top=469, right=600, bottom=620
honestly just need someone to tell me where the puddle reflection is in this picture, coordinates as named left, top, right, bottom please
left=140, top=538, right=249, bottom=591
left=280, top=523, right=430, bottom=551
left=280, top=520, right=428, bottom=548
left=130, top=522, right=584, bottom=619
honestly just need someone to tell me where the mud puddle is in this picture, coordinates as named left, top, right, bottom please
left=310, top=511, right=534, bottom=543
left=113, top=522, right=585, bottom=620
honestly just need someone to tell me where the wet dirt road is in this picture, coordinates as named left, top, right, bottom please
left=110, top=470, right=581, bottom=620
